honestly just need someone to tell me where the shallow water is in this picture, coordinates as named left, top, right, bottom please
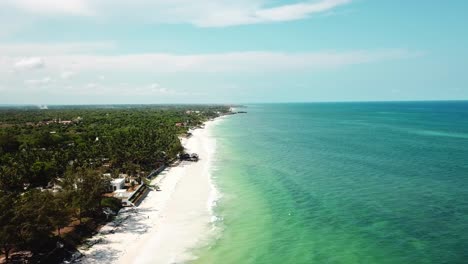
left=195, top=102, right=468, bottom=264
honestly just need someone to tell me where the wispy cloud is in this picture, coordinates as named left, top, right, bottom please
left=0, top=42, right=114, bottom=56
left=0, top=0, right=352, bottom=27
left=147, top=83, right=189, bottom=96
left=3, top=0, right=92, bottom=16
left=0, top=42, right=421, bottom=98
left=13, top=57, right=45, bottom=70
left=24, top=76, right=52, bottom=85
left=1, top=43, right=420, bottom=74
left=33, top=49, right=419, bottom=73
left=60, top=71, right=75, bottom=80
left=197, top=0, right=352, bottom=26
left=58, top=82, right=186, bottom=97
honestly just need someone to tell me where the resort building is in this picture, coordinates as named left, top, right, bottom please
left=110, top=178, right=125, bottom=191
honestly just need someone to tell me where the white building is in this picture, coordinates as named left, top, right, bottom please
left=110, top=178, right=125, bottom=191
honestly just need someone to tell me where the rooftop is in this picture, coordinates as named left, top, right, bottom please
left=111, top=178, right=125, bottom=184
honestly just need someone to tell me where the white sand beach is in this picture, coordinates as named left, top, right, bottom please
left=81, top=119, right=221, bottom=264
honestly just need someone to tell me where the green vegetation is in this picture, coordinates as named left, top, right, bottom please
left=101, top=197, right=122, bottom=213
left=0, top=105, right=230, bottom=263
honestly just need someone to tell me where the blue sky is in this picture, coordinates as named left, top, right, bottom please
left=0, top=0, right=467, bottom=104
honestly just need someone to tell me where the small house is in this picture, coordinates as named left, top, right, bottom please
left=110, top=178, right=125, bottom=191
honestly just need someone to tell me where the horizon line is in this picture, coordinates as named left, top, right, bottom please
left=1, top=99, right=468, bottom=107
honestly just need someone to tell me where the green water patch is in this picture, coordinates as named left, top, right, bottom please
left=193, top=102, right=468, bottom=264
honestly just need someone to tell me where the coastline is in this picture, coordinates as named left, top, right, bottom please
left=80, top=118, right=224, bottom=264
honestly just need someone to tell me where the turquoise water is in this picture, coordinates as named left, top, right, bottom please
left=195, top=102, right=468, bottom=264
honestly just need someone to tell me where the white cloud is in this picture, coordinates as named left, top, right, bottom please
left=24, top=77, right=52, bottom=85
left=0, top=0, right=352, bottom=27
left=0, top=41, right=421, bottom=76
left=148, top=83, right=184, bottom=95
left=85, top=83, right=98, bottom=89
left=195, top=0, right=352, bottom=26
left=149, top=83, right=166, bottom=93
left=13, top=57, right=45, bottom=70
left=3, top=0, right=92, bottom=16
left=60, top=71, right=75, bottom=79
left=255, top=0, right=351, bottom=22
left=0, top=47, right=420, bottom=76
left=0, top=43, right=421, bottom=98
left=61, top=82, right=185, bottom=96
left=35, top=49, right=418, bottom=73
left=0, top=42, right=114, bottom=56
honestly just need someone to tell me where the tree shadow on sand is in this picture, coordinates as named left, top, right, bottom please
left=80, top=207, right=156, bottom=263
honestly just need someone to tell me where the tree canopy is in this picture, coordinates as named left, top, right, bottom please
left=0, top=105, right=231, bottom=262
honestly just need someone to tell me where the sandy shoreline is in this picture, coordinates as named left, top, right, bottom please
left=80, top=118, right=222, bottom=264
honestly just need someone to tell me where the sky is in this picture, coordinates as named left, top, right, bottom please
left=0, top=0, right=467, bottom=104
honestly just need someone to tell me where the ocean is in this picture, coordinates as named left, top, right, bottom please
left=194, top=102, right=468, bottom=264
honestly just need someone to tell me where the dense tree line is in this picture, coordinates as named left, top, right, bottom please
left=0, top=167, right=109, bottom=262
left=0, top=105, right=230, bottom=262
